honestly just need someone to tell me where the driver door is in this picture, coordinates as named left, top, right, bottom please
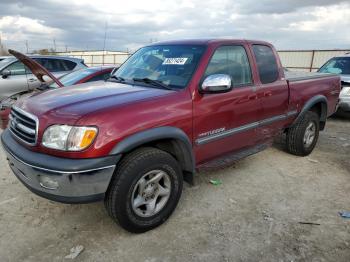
left=193, top=45, right=262, bottom=164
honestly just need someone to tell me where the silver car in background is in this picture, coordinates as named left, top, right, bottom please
left=0, top=55, right=86, bottom=100
left=0, top=56, right=9, bottom=62
left=318, top=54, right=350, bottom=113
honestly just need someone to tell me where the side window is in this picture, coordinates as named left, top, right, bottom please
left=204, top=45, right=252, bottom=86
left=4, top=61, right=30, bottom=75
left=252, top=45, right=279, bottom=84
left=62, top=60, right=77, bottom=71
left=34, top=58, right=69, bottom=72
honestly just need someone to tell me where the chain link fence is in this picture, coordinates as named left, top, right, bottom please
left=53, top=51, right=132, bottom=67
left=278, top=49, right=350, bottom=72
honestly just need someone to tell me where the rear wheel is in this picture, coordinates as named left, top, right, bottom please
left=105, top=147, right=183, bottom=233
left=286, top=111, right=320, bottom=156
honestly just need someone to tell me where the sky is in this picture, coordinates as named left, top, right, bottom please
left=0, top=0, right=349, bottom=53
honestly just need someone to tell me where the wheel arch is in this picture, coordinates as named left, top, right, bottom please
left=292, top=95, right=328, bottom=130
left=109, top=126, right=195, bottom=184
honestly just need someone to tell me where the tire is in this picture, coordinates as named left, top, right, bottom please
left=286, top=111, right=320, bottom=156
left=105, top=147, right=183, bottom=233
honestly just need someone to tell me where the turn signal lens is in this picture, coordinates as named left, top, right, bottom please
left=67, top=127, right=98, bottom=151
left=80, top=129, right=98, bottom=149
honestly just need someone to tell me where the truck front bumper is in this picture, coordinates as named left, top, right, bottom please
left=1, top=129, right=120, bottom=204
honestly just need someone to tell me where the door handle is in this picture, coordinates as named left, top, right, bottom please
left=28, top=78, right=37, bottom=82
left=263, top=91, right=272, bottom=97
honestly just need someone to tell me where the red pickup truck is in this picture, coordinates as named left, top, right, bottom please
left=1, top=39, right=340, bottom=233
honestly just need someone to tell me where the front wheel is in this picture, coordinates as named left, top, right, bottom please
left=105, top=147, right=183, bottom=233
left=286, top=111, right=320, bottom=156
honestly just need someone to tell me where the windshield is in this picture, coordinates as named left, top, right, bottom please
left=319, top=57, right=350, bottom=75
left=49, top=68, right=96, bottom=88
left=114, top=45, right=206, bottom=89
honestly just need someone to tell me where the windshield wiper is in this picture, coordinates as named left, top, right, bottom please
left=108, top=75, right=126, bottom=83
left=132, top=77, right=173, bottom=90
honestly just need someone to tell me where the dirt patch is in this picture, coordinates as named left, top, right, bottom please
left=0, top=117, right=349, bottom=261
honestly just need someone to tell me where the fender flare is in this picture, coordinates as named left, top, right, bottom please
left=292, top=95, right=328, bottom=129
left=109, top=126, right=195, bottom=178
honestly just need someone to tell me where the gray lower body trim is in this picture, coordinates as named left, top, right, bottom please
left=196, top=111, right=298, bottom=145
left=5, top=147, right=116, bottom=174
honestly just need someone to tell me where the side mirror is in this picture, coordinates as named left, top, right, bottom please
left=200, top=74, right=232, bottom=94
left=1, top=69, right=11, bottom=79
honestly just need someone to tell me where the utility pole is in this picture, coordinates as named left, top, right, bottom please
left=53, top=38, right=57, bottom=52
left=0, top=34, right=5, bottom=55
left=102, top=21, right=108, bottom=65
left=25, top=40, right=29, bottom=54
left=65, top=45, right=68, bottom=52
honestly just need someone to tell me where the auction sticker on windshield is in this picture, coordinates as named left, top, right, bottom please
left=163, top=58, right=188, bottom=65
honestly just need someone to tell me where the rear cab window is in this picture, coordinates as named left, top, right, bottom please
left=204, top=45, right=252, bottom=86
left=252, top=45, right=279, bottom=84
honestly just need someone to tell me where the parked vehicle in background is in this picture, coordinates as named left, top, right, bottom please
left=0, top=51, right=116, bottom=129
left=0, top=54, right=86, bottom=100
left=0, top=56, right=9, bottom=62
left=48, top=66, right=116, bottom=88
left=1, top=39, right=340, bottom=233
left=318, top=54, right=350, bottom=113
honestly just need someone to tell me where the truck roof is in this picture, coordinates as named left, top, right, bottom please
left=148, top=38, right=272, bottom=46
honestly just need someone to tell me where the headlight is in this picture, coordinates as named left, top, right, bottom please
left=42, top=125, right=98, bottom=151
left=340, top=86, right=350, bottom=97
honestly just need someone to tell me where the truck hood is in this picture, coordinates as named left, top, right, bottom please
left=16, top=81, right=173, bottom=122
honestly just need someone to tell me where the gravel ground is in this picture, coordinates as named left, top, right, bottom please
left=0, top=116, right=349, bottom=262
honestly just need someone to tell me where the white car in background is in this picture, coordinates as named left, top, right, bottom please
left=0, top=54, right=87, bottom=100
left=0, top=56, right=10, bottom=62
left=318, top=54, right=350, bottom=113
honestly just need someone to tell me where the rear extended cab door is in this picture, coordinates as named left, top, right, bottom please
left=192, top=42, right=262, bottom=165
left=248, top=43, right=294, bottom=141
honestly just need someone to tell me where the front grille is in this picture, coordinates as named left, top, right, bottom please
left=9, top=106, right=38, bottom=145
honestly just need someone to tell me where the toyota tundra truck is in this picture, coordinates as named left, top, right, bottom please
left=1, top=39, right=340, bottom=233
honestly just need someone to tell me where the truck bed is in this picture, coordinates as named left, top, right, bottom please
left=285, top=71, right=337, bottom=82
left=285, top=71, right=340, bottom=118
